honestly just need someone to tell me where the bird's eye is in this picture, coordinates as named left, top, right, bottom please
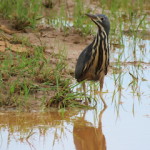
left=101, top=17, right=104, bottom=21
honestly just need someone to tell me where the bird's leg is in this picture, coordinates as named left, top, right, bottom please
left=99, top=76, right=107, bottom=108
left=82, top=82, right=88, bottom=105
left=100, top=77, right=104, bottom=93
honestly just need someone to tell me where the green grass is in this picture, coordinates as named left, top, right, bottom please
left=0, top=0, right=147, bottom=34
left=0, top=36, right=90, bottom=109
left=0, top=0, right=42, bottom=29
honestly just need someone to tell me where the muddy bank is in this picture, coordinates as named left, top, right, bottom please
left=0, top=18, right=95, bottom=111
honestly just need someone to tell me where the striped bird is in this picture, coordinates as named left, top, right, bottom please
left=75, top=14, right=110, bottom=107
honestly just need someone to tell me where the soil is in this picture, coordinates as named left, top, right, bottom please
left=0, top=18, right=93, bottom=72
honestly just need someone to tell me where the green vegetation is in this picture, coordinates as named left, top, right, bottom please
left=0, top=0, right=147, bottom=34
left=0, top=36, right=90, bottom=109
left=0, top=0, right=42, bottom=29
left=0, top=0, right=149, bottom=111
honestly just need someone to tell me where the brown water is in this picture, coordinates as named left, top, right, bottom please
left=0, top=91, right=150, bottom=150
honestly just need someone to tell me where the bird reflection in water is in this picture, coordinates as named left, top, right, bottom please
left=73, top=107, right=106, bottom=150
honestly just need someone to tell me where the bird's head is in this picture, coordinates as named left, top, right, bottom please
left=86, top=13, right=110, bottom=35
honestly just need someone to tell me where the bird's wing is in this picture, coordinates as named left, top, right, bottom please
left=104, top=44, right=110, bottom=75
left=75, top=44, right=93, bottom=80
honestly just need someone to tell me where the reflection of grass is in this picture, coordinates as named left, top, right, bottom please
left=0, top=111, right=77, bottom=148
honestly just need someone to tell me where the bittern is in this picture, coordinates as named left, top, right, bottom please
left=75, top=14, right=110, bottom=107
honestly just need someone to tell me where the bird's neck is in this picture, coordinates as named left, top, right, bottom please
left=92, top=29, right=108, bottom=48
left=98, top=27, right=109, bottom=39
left=97, top=28, right=108, bottom=41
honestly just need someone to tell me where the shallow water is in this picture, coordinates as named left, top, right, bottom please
left=0, top=75, right=150, bottom=150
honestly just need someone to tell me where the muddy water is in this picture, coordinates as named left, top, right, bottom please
left=0, top=35, right=150, bottom=150
left=0, top=81, right=150, bottom=150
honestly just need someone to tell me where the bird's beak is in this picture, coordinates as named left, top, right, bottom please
left=85, top=14, right=97, bottom=20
